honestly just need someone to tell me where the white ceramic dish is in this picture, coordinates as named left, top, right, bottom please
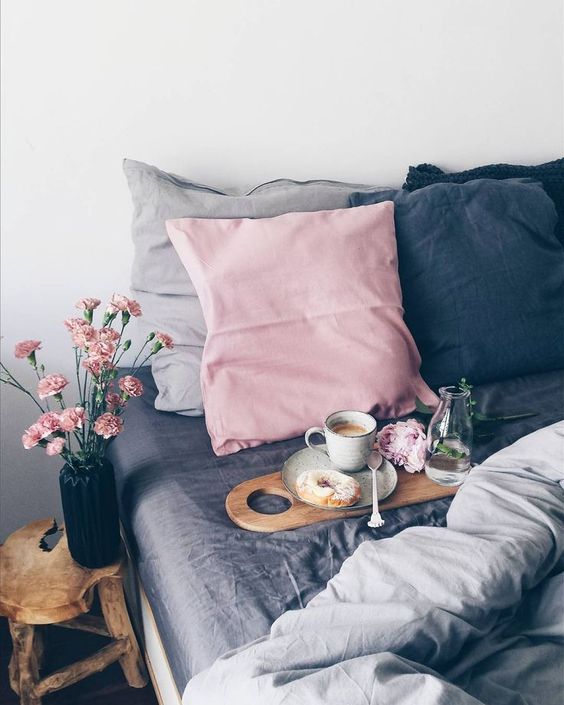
left=281, top=445, right=397, bottom=511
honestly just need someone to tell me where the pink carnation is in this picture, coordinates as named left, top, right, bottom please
left=105, top=392, right=123, bottom=411
left=64, top=317, right=90, bottom=334
left=72, top=324, right=98, bottom=350
left=36, top=411, right=61, bottom=434
left=58, top=406, right=85, bottom=432
left=82, top=357, right=102, bottom=376
left=377, top=419, right=427, bottom=473
left=46, top=438, right=65, bottom=456
left=106, top=294, right=142, bottom=317
left=88, top=340, right=116, bottom=361
left=94, top=412, right=123, bottom=439
left=14, top=340, right=42, bottom=359
left=22, top=423, right=47, bottom=449
left=118, top=375, right=144, bottom=398
left=154, top=332, right=174, bottom=349
left=106, top=294, right=128, bottom=313
left=75, top=297, right=101, bottom=311
left=127, top=299, right=142, bottom=317
left=98, top=327, right=120, bottom=343
left=82, top=357, right=114, bottom=377
left=37, top=374, right=69, bottom=400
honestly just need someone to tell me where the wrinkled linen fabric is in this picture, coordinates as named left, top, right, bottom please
left=108, top=367, right=564, bottom=691
left=183, top=422, right=564, bottom=705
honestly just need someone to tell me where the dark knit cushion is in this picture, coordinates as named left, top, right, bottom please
left=350, top=179, right=564, bottom=388
left=403, top=158, right=564, bottom=245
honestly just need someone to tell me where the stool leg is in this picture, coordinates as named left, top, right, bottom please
left=8, top=649, right=19, bottom=693
left=7, top=628, right=42, bottom=693
left=32, top=629, right=44, bottom=671
left=98, top=576, right=148, bottom=687
left=8, top=621, right=41, bottom=705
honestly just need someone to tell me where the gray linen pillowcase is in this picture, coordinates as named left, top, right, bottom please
left=124, top=159, right=389, bottom=415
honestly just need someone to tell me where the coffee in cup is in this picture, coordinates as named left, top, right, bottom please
left=305, top=410, right=377, bottom=472
left=331, top=422, right=369, bottom=437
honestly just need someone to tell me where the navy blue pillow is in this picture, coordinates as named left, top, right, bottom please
left=403, top=158, right=564, bottom=245
left=350, top=179, right=564, bottom=387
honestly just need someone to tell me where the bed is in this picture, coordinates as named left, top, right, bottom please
left=108, top=366, right=564, bottom=701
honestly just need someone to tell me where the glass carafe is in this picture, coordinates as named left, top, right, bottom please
left=425, top=386, right=473, bottom=486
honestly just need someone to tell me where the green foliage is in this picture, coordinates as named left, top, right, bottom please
left=415, top=377, right=536, bottom=442
left=435, top=442, right=466, bottom=459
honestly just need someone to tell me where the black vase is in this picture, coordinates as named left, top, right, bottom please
left=59, top=459, right=120, bottom=568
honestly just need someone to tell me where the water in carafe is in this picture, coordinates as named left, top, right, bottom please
left=425, top=438, right=471, bottom=486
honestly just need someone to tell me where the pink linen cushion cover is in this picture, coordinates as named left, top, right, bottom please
left=166, top=203, right=436, bottom=456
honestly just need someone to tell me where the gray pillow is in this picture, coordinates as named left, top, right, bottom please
left=124, top=159, right=388, bottom=415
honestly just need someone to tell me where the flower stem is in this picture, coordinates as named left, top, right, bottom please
left=130, top=351, right=154, bottom=377
left=129, top=339, right=150, bottom=370
left=0, top=364, right=46, bottom=413
left=74, top=348, right=84, bottom=406
left=110, top=323, right=127, bottom=366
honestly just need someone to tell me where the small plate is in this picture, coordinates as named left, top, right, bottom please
left=281, top=445, right=397, bottom=511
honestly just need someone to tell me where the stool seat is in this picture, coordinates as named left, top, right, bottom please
left=0, top=519, right=121, bottom=624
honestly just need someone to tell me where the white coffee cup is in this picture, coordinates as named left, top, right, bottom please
left=305, top=410, right=377, bottom=472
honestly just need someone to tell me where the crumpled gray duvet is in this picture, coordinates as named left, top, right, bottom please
left=184, top=422, right=564, bottom=705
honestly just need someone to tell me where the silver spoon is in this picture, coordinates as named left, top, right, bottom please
left=367, top=451, right=385, bottom=528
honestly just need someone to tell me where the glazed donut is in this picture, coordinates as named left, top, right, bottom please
left=296, top=468, right=361, bottom=508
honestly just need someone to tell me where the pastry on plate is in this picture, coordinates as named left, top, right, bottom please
left=296, top=468, right=361, bottom=508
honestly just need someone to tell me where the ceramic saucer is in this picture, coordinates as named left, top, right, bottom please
left=281, top=445, right=397, bottom=511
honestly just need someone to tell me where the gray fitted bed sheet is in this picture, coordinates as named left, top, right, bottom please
left=108, top=368, right=564, bottom=693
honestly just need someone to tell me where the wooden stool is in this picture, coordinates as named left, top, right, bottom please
left=0, top=518, right=148, bottom=705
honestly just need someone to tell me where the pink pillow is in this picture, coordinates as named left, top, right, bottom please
left=166, top=203, right=436, bottom=456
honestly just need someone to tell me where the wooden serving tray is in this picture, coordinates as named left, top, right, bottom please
left=226, top=468, right=458, bottom=532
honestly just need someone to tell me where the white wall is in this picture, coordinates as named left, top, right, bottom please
left=1, top=0, right=563, bottom=541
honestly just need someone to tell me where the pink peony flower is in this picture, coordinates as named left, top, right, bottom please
left=22, top=423, right=46, bottom=449
left=105, top=392, right=123, bottom=411
left=75, top=297, right=101, bottom=311
left=36, top=411, right=61, bottom=435
left=37, top=374, right=69, bottom=399
left=58, top=406, right=85, bottom=432
left=72, top=324, right=98, bottom=350
left=98, top=327, right=120, bottom=343
left=14, top=340, right=42, bottom=359
left=377, top=418, right=427, bottom=473
left=118, top=375, right=144, bottom=397
left=64, top=317, right=90, bottom=334
left=106, top=294, right=142, bottom=317
left=46, top=438, right=65, bottom=456
left=94, top=412, right=123, bottom=439
left=154, top=332, right=174, bottom=349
